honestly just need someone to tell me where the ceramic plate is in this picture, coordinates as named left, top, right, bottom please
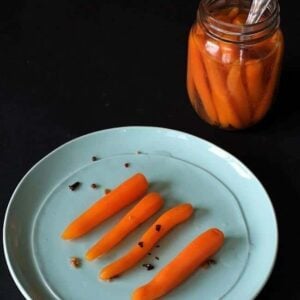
left=3, top=127, right=277, bottom=300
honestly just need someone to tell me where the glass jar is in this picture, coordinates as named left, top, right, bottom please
left=187, top=0, right=284, bottom=129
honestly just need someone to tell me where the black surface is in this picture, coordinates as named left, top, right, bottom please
left=1, top=0, right=299, bottom=299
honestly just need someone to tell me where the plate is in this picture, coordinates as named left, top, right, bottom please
left=3, top=127, right=277, bottom=300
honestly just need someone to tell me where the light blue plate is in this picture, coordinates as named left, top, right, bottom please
left=3, top=127, right=277, bottom=300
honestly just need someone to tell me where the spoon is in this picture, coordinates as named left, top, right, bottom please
left=246, top=0, right=272, bottom=24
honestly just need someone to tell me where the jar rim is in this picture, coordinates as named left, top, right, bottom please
left=197, top=0, right=280, bottom=44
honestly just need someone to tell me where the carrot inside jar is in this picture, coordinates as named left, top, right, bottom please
left=187, top=1, right=283, bottom=130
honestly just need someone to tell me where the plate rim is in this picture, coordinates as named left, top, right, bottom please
left=3, top=126, right=278, bottom=300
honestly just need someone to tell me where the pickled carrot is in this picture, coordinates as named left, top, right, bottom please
left=232, top=13, right=247, bottom=25
left=100, top=204, right=194, bottom=280
left=61, top=173, right=148, bottom=239
left=253, top=31, right=284, bottom=122
left=227, top=63, right=253, bottom=126
left=86, top=193, right=164, bottom=260
left=132, top=228, right=225, bottom=300
left=245, top=60, right=264, bottom=109
left=201, top=54, right=243, bottom=128
left=227, top=7, right=240, bottom=20
left=189, top=29, right=219, bottom=124
left=220, top=42, right=239, bottom=65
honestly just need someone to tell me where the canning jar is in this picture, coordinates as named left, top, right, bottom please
left=187, top=0, right=284, bottom=129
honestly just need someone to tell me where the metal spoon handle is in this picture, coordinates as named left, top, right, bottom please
left=246, top=0, right=272, bottom=24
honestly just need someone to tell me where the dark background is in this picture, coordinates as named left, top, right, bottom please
left=1, top=0, right=299, bottom=299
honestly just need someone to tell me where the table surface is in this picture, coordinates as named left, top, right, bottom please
left=1, top=0, right=299, bottom=299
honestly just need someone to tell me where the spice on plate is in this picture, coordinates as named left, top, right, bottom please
left=136, top=151, right=142, bottom=155
left=138, top=241, right=144, bottom=248
left=70, top=257, right=81, bottom=268
left=142, top=263, right=155, bottom=271
left=91, top=183, right=98, bottom=189
left=92, top=156, right=98, bottom=161
left=105, top=188, right=111, bottom=194
left=202, top=259, right=217, bottom=269
left=69, top=181, right=81, bottom=191
left=155, top=256, right=159, bottom=260
left=156, top=245, right=160, bottom=248
left=148, top=253, right=151, bottom=255
left=124, top=163, right=130, bottom=168
left=155, top=224, right=161, bottom=232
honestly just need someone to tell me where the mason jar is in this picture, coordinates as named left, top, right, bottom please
left=187, top=0, right=284, bottom=129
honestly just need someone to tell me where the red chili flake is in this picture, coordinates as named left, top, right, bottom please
left=69, top=182, right=81, bottom=191
left=155, top=256, right=159, bottom=260
left=142, top=263, right=154, bottom=271
left=155, top=224, right=161, bottom=232
left=70, top=257, right=81, bottom=268
left=105, top=188, right=111, bottom=194
left=92, top=156, right=98, bottom=161
left=91, top=183, right=98, bottom=189
left=203, top=259, right=217, bottom=269
left=124, top=163, right=130, bottom=168
left=138, top=241, right=144, bottom=248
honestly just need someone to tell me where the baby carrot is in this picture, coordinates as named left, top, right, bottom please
left=187, top=28, right=203, bottom=112
left=201, top=54, right=243, bottom=128
left=132, top=228, right=224, bottom=300
left=100, top=204, right=194, bottom=280
left=232, top=13, right=247, bottom=25
left=245, top=59, right=264, bottom=110
left=189, top=28, right=219, bottom=124
left=220, top=42, right=239, bottom=65
left=254, top=31, right=284, bottom=122
left=227, top=63, right=253, bottom=126
left=85, top=193, right=164, bottom=260
left=213, top=14, right=231, bottom=23
left=227, top=7, right=240, bottom=20
left=213, top=7, right=239, bottom=23
left=61, top=173, right=148, bottom=240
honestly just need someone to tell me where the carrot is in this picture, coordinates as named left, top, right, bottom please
left=85, top=193, right=163, bottom=260
left=132, top=228, right=224, bottom=300
left=100, top=204, right=194, bottom=280
left=213, top=7, right=239, bottom=22
left=187, top=28, right=203, bottom=114
left=194, top=19, right=242, bottom=129
left=213, top=14, right=231, bottom=23
left=253, top=30, right=284, bottom=122
left=201, top=54, right=243, bottom=128
left=220, top=42, right=239, bottom=65
left=245, top=59, right=264, bottom=110
left=189, top=29, right=219, bottom=124
left=187, top=44, right=200, bottom=108
left=61, top=173, right=148, bottom=240
left=232, top=13, right=247, bottom=25
left=227, top=7, right=240, bottom=20
left=227, top=62, right=253, bottom=126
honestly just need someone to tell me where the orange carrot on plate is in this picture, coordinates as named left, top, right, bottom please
left=86, top=193, right=164, bottom=260
left=61, top=173, right=148, bottom=240
left=100, top=204, right=194, bottom=280
left=132, top=228, right=225, bottom=300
